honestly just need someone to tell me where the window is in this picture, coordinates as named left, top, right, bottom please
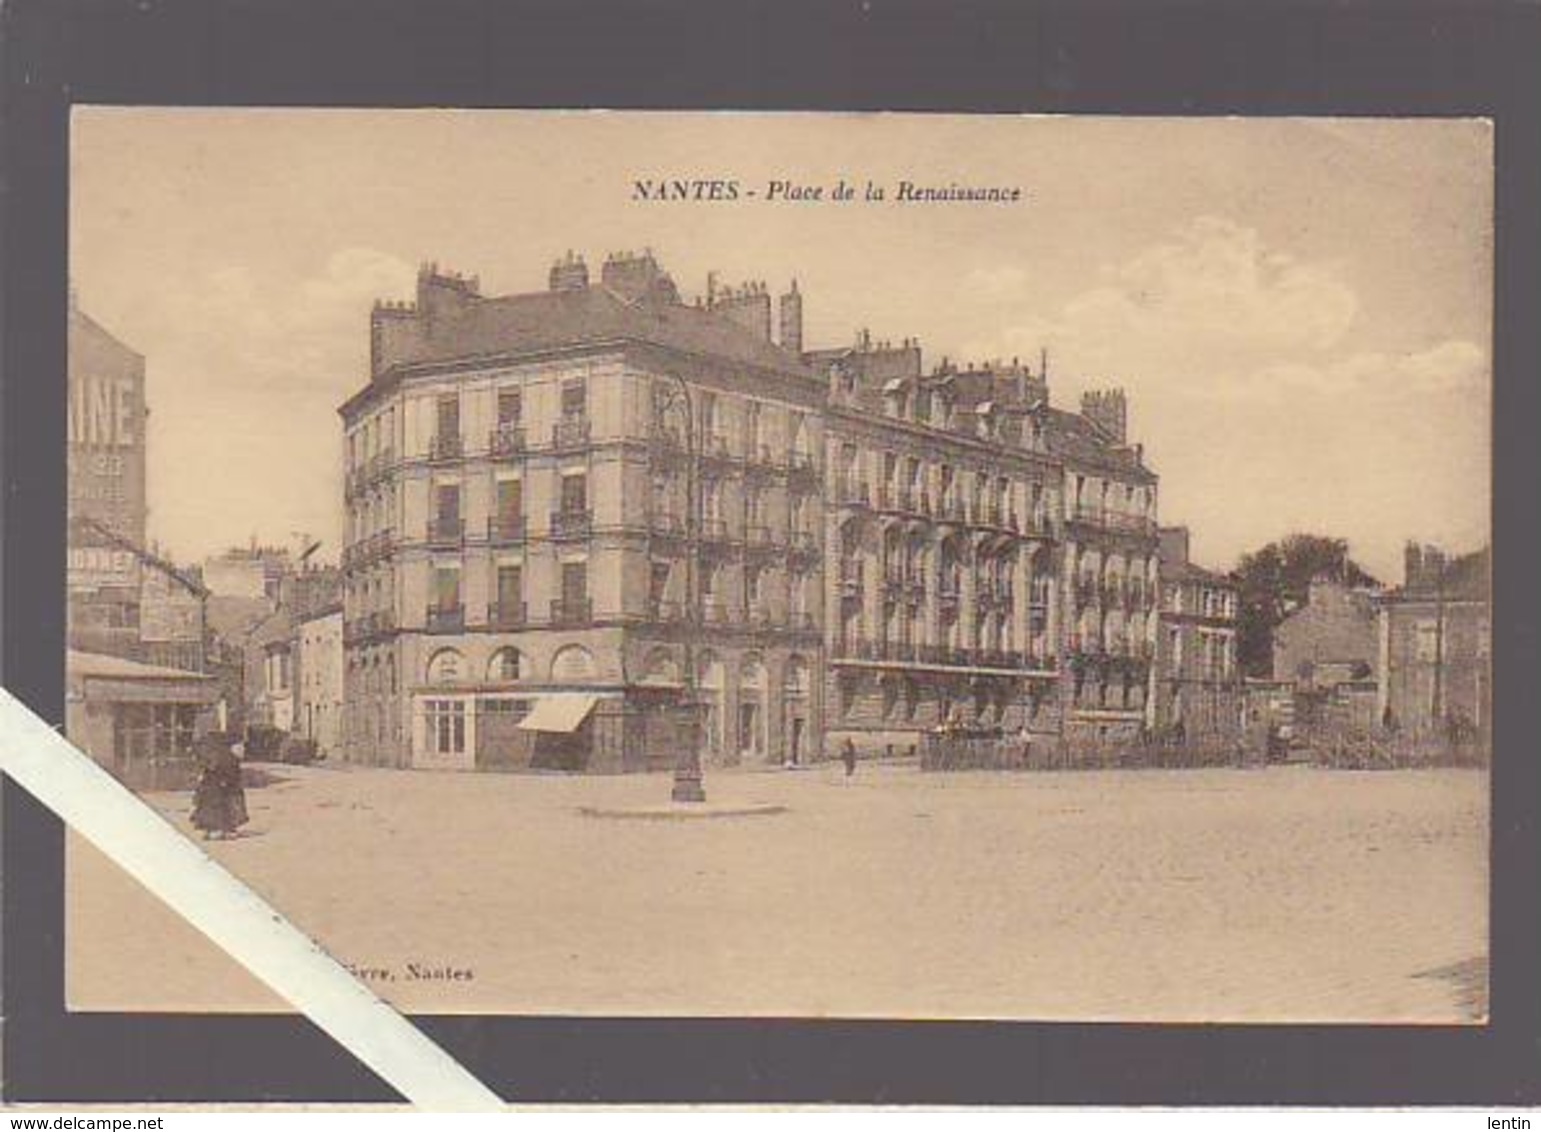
left=495, top=564, right=523, bottom=610
left=497, top=388, right=522, bottom=427
left=433, top=566, right=460, bottom=613
left=434, top=483, right=461, bottom=525
left=650, top=561, right=672, bottom=609
left=1415, top=620, right=1439, bottom=663
left=487, top=648, right=523, bottom=682
left=561, top=379, right=587, bottom=419
left=744, top=402, right=761, bottom=453
left=495, top=478, right=522, bottom=521
left=561, top=561, right=588, bottom=608
left=561, top=473, right=587, bottom=514
left=746, top=564, right=763, bottom=606
left=435, top=395, right=459, bottom=444
left=425, top=699, right=466, bottom=756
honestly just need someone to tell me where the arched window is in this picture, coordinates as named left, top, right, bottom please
left=487, top=647, right=523, bottom=682
left=551, top=644, right=597, bottom=683
left=426, top=648, right=464, bottom=685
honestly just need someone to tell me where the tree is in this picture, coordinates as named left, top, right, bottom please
left=1234, top=534, right=1378, bottom=678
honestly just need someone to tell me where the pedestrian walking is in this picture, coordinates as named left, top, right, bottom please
left=191, top=731, right=249, bottom=840
left=841, top=737, right=858, bottom=779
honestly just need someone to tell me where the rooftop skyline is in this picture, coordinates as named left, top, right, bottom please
left=70, top=110, right=1492, bottom=579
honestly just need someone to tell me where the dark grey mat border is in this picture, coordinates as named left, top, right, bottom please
left=3, top=0, right=1538, bottom=1106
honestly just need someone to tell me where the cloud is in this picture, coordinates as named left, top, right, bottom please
left=961, top=216, right=1361, bottom=392
left=958, top=217, right=1489, bottom=577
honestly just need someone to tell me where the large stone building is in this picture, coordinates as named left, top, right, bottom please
left=339, top=255, right=824, bottom=771
left=337, top=251, right=1161, bottom=771
left=1151, top=526, right=1241, bottom=737
left=67, top=297, right=149, bottom=659
left=815, top=340, right=1158, bottom=757
left=1377, top=543, right=1490, bottom=737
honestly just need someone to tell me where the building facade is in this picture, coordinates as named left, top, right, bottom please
left=1152, top=526, right=1241, bottom=737
left=340, top=255, right=824, bottom=771
left=814, top=340, right=1157, bottom=756
left=1271, top=576, right=1380, bottom=689
left=67, top=298, right=149, bottom=660
left=338, top=250, right=1162, bottom=771
left=297, top=606, right=345, bottom=757
left=1377, top=543, right=1490, bottom=737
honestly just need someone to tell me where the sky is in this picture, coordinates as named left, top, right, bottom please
left=69, top=110, right=1493, bottom=580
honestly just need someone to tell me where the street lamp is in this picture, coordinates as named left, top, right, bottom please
left=655, top=373, right=706, bottom=803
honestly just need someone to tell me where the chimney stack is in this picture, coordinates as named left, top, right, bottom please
left=778, top=279, right=803, bottom=354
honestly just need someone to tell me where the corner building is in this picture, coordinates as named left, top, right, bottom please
left=339, top=251, right=1160, bottom=771
left=339, top=254, right=825, bottom=770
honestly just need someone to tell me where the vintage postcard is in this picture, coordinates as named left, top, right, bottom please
left=64, top=109, right=1492, bottom=1021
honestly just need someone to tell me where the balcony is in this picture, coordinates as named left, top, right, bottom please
left=937, top=581, right=961, bottom=609
left=367, top=450, right=395, bottom=483
left=648, top=426, right=687, bottom=464
left=487, top=601, right=527, bottom=631
left=977, top=649, right=1022, bottom=670
left=425, top=605, right=465, bottom=634
left=789, top=529, right=819, bottom=558
left=428, top=434, right=463, bottom=463
left=552, top=415, right=591, bottom=450
left=747, top=604, right=776, bottom=629
left=787, top=449, right=818, bottom=483
left=882, top=574, right=908, bottom=602
left=648, top=596, right=684, bottom=623
left=835, top=636, right=877, bottom=660
left=649, top=511, right=685, bottom=540
left=488, top=424, right=527, bottom=458
left=701, top=432, right=735, bottom=464
left=549, top=597, right=592, bottom=626
left=700, top=516, right=732, bottom=544
left=1071, top=504, right=1157, bottom=538
left=344, top=611, right=397, bottom=645
left=701, top=599, right=731, bottom=625
left=835, top=478, right=871, bottom=508
left=744, top=523, right=776, bottom=552
left=487, top=514, right=527, bottom=544
left=746, top=444, right=780, bottom=475
left=982, top=582, right=1015, bottom=607
left=549, top=509, right=591, bottom=540
left=788, top=609, right=818, bottom=634
left=936, top=497, right=967, bottom=523
left=427, top=517, right=465, bottom=547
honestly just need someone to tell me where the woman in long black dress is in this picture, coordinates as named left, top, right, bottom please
left=191, top=732, right=249, bottom=839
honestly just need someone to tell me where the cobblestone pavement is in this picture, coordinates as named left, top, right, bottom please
left=68, top=762, right=1488, bottom=1022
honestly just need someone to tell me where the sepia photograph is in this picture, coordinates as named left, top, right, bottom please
left=62, top=109, right=1492, bottom=1023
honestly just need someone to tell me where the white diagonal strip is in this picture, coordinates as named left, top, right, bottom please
left=0, top=687, right=504, bottom=1111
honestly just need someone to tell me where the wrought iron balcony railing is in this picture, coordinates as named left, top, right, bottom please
left=487, top=601, right=528, bottom=631
left=487, top=514, right=527, bottom=543
left=552, top=416, right=591, bottom=450
left=549, top=597, right=592, bottom=626
left=428, top=434, right=463, bottom=463
left=425, top=605, right=465, bottom=634
left=427, top=517, right=465, bottom=546
left=489, top=424, right=527, bottom=457
left=550, top=509, right=592, bottom=540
